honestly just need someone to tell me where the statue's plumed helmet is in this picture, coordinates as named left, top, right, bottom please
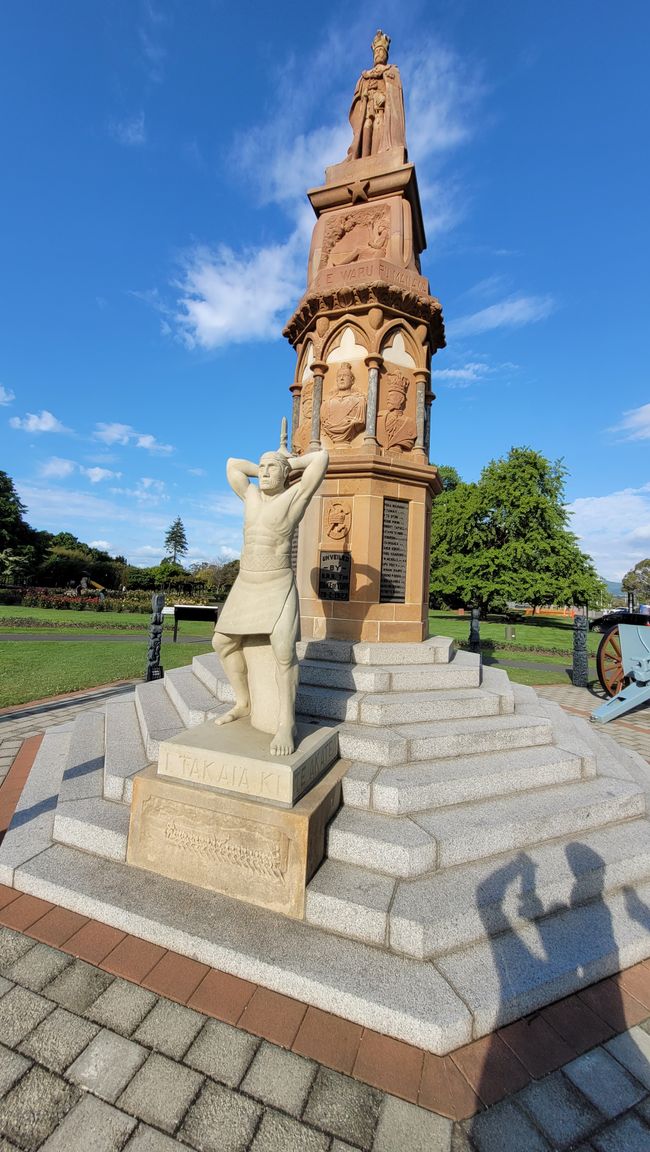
left=372, top=30, right=390, bottom=57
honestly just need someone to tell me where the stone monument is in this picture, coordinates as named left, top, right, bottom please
left=127, top=427, right=343, bottom=918
left=285, top=29, right=445, bottom=643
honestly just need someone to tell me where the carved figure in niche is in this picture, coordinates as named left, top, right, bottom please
left=320, top=362, right=366, bottom=444
left=378, top=372, right=417, bottom=453
left=212, top=423, right=328, bottom=756
left=346, top=30, right=405, bottom=161
left=326, top=501, right=352, bottom=540
left=322, top=206, right=389, bottom=269
left=294, top=380, right=313, bottom=453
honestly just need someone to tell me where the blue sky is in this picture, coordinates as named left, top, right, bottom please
left=1, top=0, right=648, bottom=581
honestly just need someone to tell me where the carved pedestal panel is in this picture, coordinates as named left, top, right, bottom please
left=127, top=760, right=346, bottom=919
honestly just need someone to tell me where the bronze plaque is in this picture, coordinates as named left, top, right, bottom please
left=380, top=499, right=408, bottom=603
left=318, top=551, right=351, bottom=601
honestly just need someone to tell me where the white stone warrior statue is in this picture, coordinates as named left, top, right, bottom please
left=212, top=424, right=329, bottom=756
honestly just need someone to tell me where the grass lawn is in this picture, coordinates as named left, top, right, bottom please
left=428, top=610, right=601, bottom=656
left=0, top=639, right=212, bottom=708
left=0, top=605, right=213, bottom=637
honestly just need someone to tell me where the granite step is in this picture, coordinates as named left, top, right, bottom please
left=296, top=636, right=454, bottom=666
left=358, top=687, right=504, bottom=727
left=344, top=744, right=585, bottom=815
left=58, top=710, right=105, bottom=805
left=192, top=651, right=223, bottom=696
left=305, top=858, right=396, bottom=946
left=298, top=653, right=481, bottom=693
left=326, top=807, right=437, bottom=877
left=104, top=697, right=151, bottom=804
left=436, top=876, right=650, bottom=1039
left=52, top=796, right=130, bottom=862
left=134, top=680, right=185, bottom=761
left=414, top=776, right=645, bottom=869
left=164, top=664, right=225, bottom=727
left=389, top=817, right=650, bottom=959
left=393, top=713, right=555, bottom=762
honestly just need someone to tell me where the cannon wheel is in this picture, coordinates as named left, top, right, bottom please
left=596, top=624, right=629, bottom=697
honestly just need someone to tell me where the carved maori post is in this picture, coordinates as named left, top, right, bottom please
left=469, top=607, right=481, bottom=653
left=572, top=614, right=589, bottom=687
left=145, top=592, right=165, bottom=682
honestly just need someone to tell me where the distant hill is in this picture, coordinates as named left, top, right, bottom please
left=605, top=579, right=623, bottom=597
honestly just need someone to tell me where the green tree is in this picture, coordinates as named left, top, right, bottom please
left=622, top=559, right=650, bottom=603
left=430, top=448, right=606, bottom=615
left=164, top=517, right=189, bottom=564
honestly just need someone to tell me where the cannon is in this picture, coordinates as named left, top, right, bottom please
left=591, top=607, right=650, bottom=697
left=592, top=622, right=650, bottom=723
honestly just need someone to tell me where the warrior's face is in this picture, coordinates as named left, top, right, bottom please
left=259, top=452, right=289, bottom=494
left=373, top=44, right=388, bottom=66
left=386, top=388, right=405, bottom=412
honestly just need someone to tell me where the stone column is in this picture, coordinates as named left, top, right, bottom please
left=424, top=385, right=435, bottom=458
left=308, top=362, right=326, bottom=451
left=363, top=354, right=383, bottom=449
left=289, top=382, right=302, bottom=452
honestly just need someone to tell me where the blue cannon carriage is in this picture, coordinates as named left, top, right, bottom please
left=591, top=607, right=650, bottom=723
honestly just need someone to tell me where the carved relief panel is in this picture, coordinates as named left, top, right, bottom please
left=319, top=203, right=390, bottom=270
left=321, top=499, right=352, bottom=549
left=320, top=361, right=367, bottom=447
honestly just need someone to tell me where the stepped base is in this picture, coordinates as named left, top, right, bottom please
left=127, top=760, right=346, bottom=919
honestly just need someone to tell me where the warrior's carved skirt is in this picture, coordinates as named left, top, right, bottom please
left=216, top=568, right=296, bottom=636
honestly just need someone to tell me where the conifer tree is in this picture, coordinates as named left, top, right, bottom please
left=164, top=517, right=189, bottom=564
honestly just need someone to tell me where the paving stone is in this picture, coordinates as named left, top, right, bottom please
left=123, top=1125, right=184, bottom=1151
left=605, top=1026, right=650, bottom=1089
left=462, top=1099, right=551, bottom=1152
left=133, top=996, right=204, bottom=1059
left=18, top=1006, right=99, bottom=1073
left=117, top=1051, right=203, bottom=1133
left=0, top=984, right=54, bottom=1046
left=5, top=941, right=72, bottom=991
left=0, top=977, right=12, bottom=998
left=0, top=926, right=36, bottom=972
left=0, top=1136, right=20, bottom=1152
left=184, top=1018, right=260, bottom=1087
left=250, top=1108, right=329, bottom=1152
left=38, top=1093, right=137, bottom=1151
left=563, top=1046, right=646, bottom=1117
left=42, top=957, right=114, bottom=1012
left=373, top=1095, right=453, bottom=1151
left=241, top=1041, right=316, bottom=1116
left=636, top=1095, right=650, bottom=1122
left=0, top=1045, right=31, bottom=1097
left=86, top=977, right=158, bottom=1036
left=179, top=1080, right=261, bottom=1152
left=0, top=1066, right=79, bottom=1152
left=67, top=1028, right=148, bottom=1103
left=592, top=1112, right=650, bottom=1151
left=514, top=1070, right=601, bottom=1148
left=303, top=1067, right=382, bottom=1151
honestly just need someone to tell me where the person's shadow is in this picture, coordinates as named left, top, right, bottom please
left=463, top=842, right=649, bottom=1145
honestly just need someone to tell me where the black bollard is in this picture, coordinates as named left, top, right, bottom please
left=145, top=592, right=165, bottom=682
left=572, top=614, right=589, bottom=687
left=469, top=607, right=480, bottom=652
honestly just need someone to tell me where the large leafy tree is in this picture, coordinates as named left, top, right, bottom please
left=430, top=447, right=606, bottom=614
left=622, top=559, right=650, bottom=602
left=164, top=517, right=189, bottom=564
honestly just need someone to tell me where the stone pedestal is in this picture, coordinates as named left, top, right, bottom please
left=157, top=718, right=339, bottom=807
left=127, top=759, right=346, bottom=919
left=126, top=718, right=342, bottom=918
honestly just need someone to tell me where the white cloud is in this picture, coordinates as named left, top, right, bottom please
left=89, top=540, right=111, bottom=550
left=94, top=422, right=174, bottom=453
left=174, top=225, right=308, bottom=349
left=109, top=111, right=146, bottom=147
left=448, top=294, right=555, bottom=337
left=188, top=467, right=207, bottom=477
left=81, top=467, right=122, bottom=484
left=0, top=384, right=15, bottom=405
left=39, top=457, right=76, bottom=479
left=609, top=403, right=650, bottom=442
left=430, top=361, right=491, bottom=387
left=568, top=482, right=650, bottom=581
left=403, top=41, right=483, bottom=160
left=9, top=409, right=67, bottom=433
left=110, top=477, right=167, bottom=504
